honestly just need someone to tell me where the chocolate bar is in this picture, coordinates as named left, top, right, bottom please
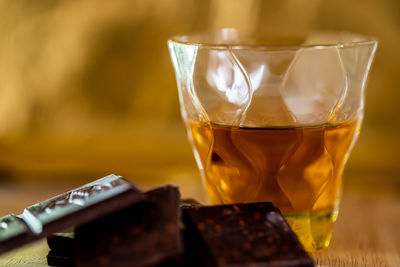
left=45, top=197, right=200, bottom=266
left=0, top=176, right=313, bottom=266
left=72, top=185, right=183, bottom=267
left=20, top=174, right=143, bottom=235
left=46, top=198, right=314, bottom=267
left=47, top=191, right=195, bottom=266
left=183, top=202, right=314, bottom=267
left=0, top=174, right=144, bottom=256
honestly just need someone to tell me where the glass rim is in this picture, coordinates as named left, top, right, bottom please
left=168, top=30, right=377, bottom=51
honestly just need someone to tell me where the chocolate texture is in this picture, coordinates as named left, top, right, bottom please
left=72, top=185, right=183, bottom=267
left=182, top=202, right=314, bottom=267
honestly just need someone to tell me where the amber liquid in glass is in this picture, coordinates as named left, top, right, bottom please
left=188, top=120, right=360, bottom=251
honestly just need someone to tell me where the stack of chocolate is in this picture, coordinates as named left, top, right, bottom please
left=0, top=174, right=314, bottom=266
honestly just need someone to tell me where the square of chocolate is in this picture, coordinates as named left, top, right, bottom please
left=182, top=202, right=314, bottom=267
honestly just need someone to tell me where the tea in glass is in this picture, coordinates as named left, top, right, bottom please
left=168, top=29, right=377, bottom=251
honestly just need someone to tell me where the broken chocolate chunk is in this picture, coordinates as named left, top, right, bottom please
left=72, top=185, right=183, bottom=267
left=47, top=231, right=75, bottom=255
left=45, top=196, right=314, bottom=267
left=183, top=202, right=314, bottom=267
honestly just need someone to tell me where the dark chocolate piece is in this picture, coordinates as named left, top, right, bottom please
left=45, top=197, right=202, bottom=266
left=0, top=214, right=34, bottom=254
left=0, top=174, right=144, bottom=256
left=19, top=174, right=143, bottom=236
left=47, top=250, right=73, bottom=266
left=183, top=202, right=314, bottom=267
left=47, top=231, right=75, bottom=255
left=72, top=185, right=183, bottom=267
left=46, top=232, right=75, bottom=266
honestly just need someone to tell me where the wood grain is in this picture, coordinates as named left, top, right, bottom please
left=0, top=241, right=48, bottom=267
left=313, top=191, right=400, bottom=267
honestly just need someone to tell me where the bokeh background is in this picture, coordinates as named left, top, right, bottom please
left=0, top=0, right=399, bottom=199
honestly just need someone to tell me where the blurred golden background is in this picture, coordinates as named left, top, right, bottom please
left=0, top=0, right=398, bottom=197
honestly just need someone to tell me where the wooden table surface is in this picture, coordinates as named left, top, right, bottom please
left=0, top=180, right=399, bottom=267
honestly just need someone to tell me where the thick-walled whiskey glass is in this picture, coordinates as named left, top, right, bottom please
left=168, top=29, right=377, bottom=251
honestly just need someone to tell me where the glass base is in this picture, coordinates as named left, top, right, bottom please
left=284, top=208, right=338, bottom=252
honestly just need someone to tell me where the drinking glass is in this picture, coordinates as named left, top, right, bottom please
left=168, top=29, right=377, bottom=251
